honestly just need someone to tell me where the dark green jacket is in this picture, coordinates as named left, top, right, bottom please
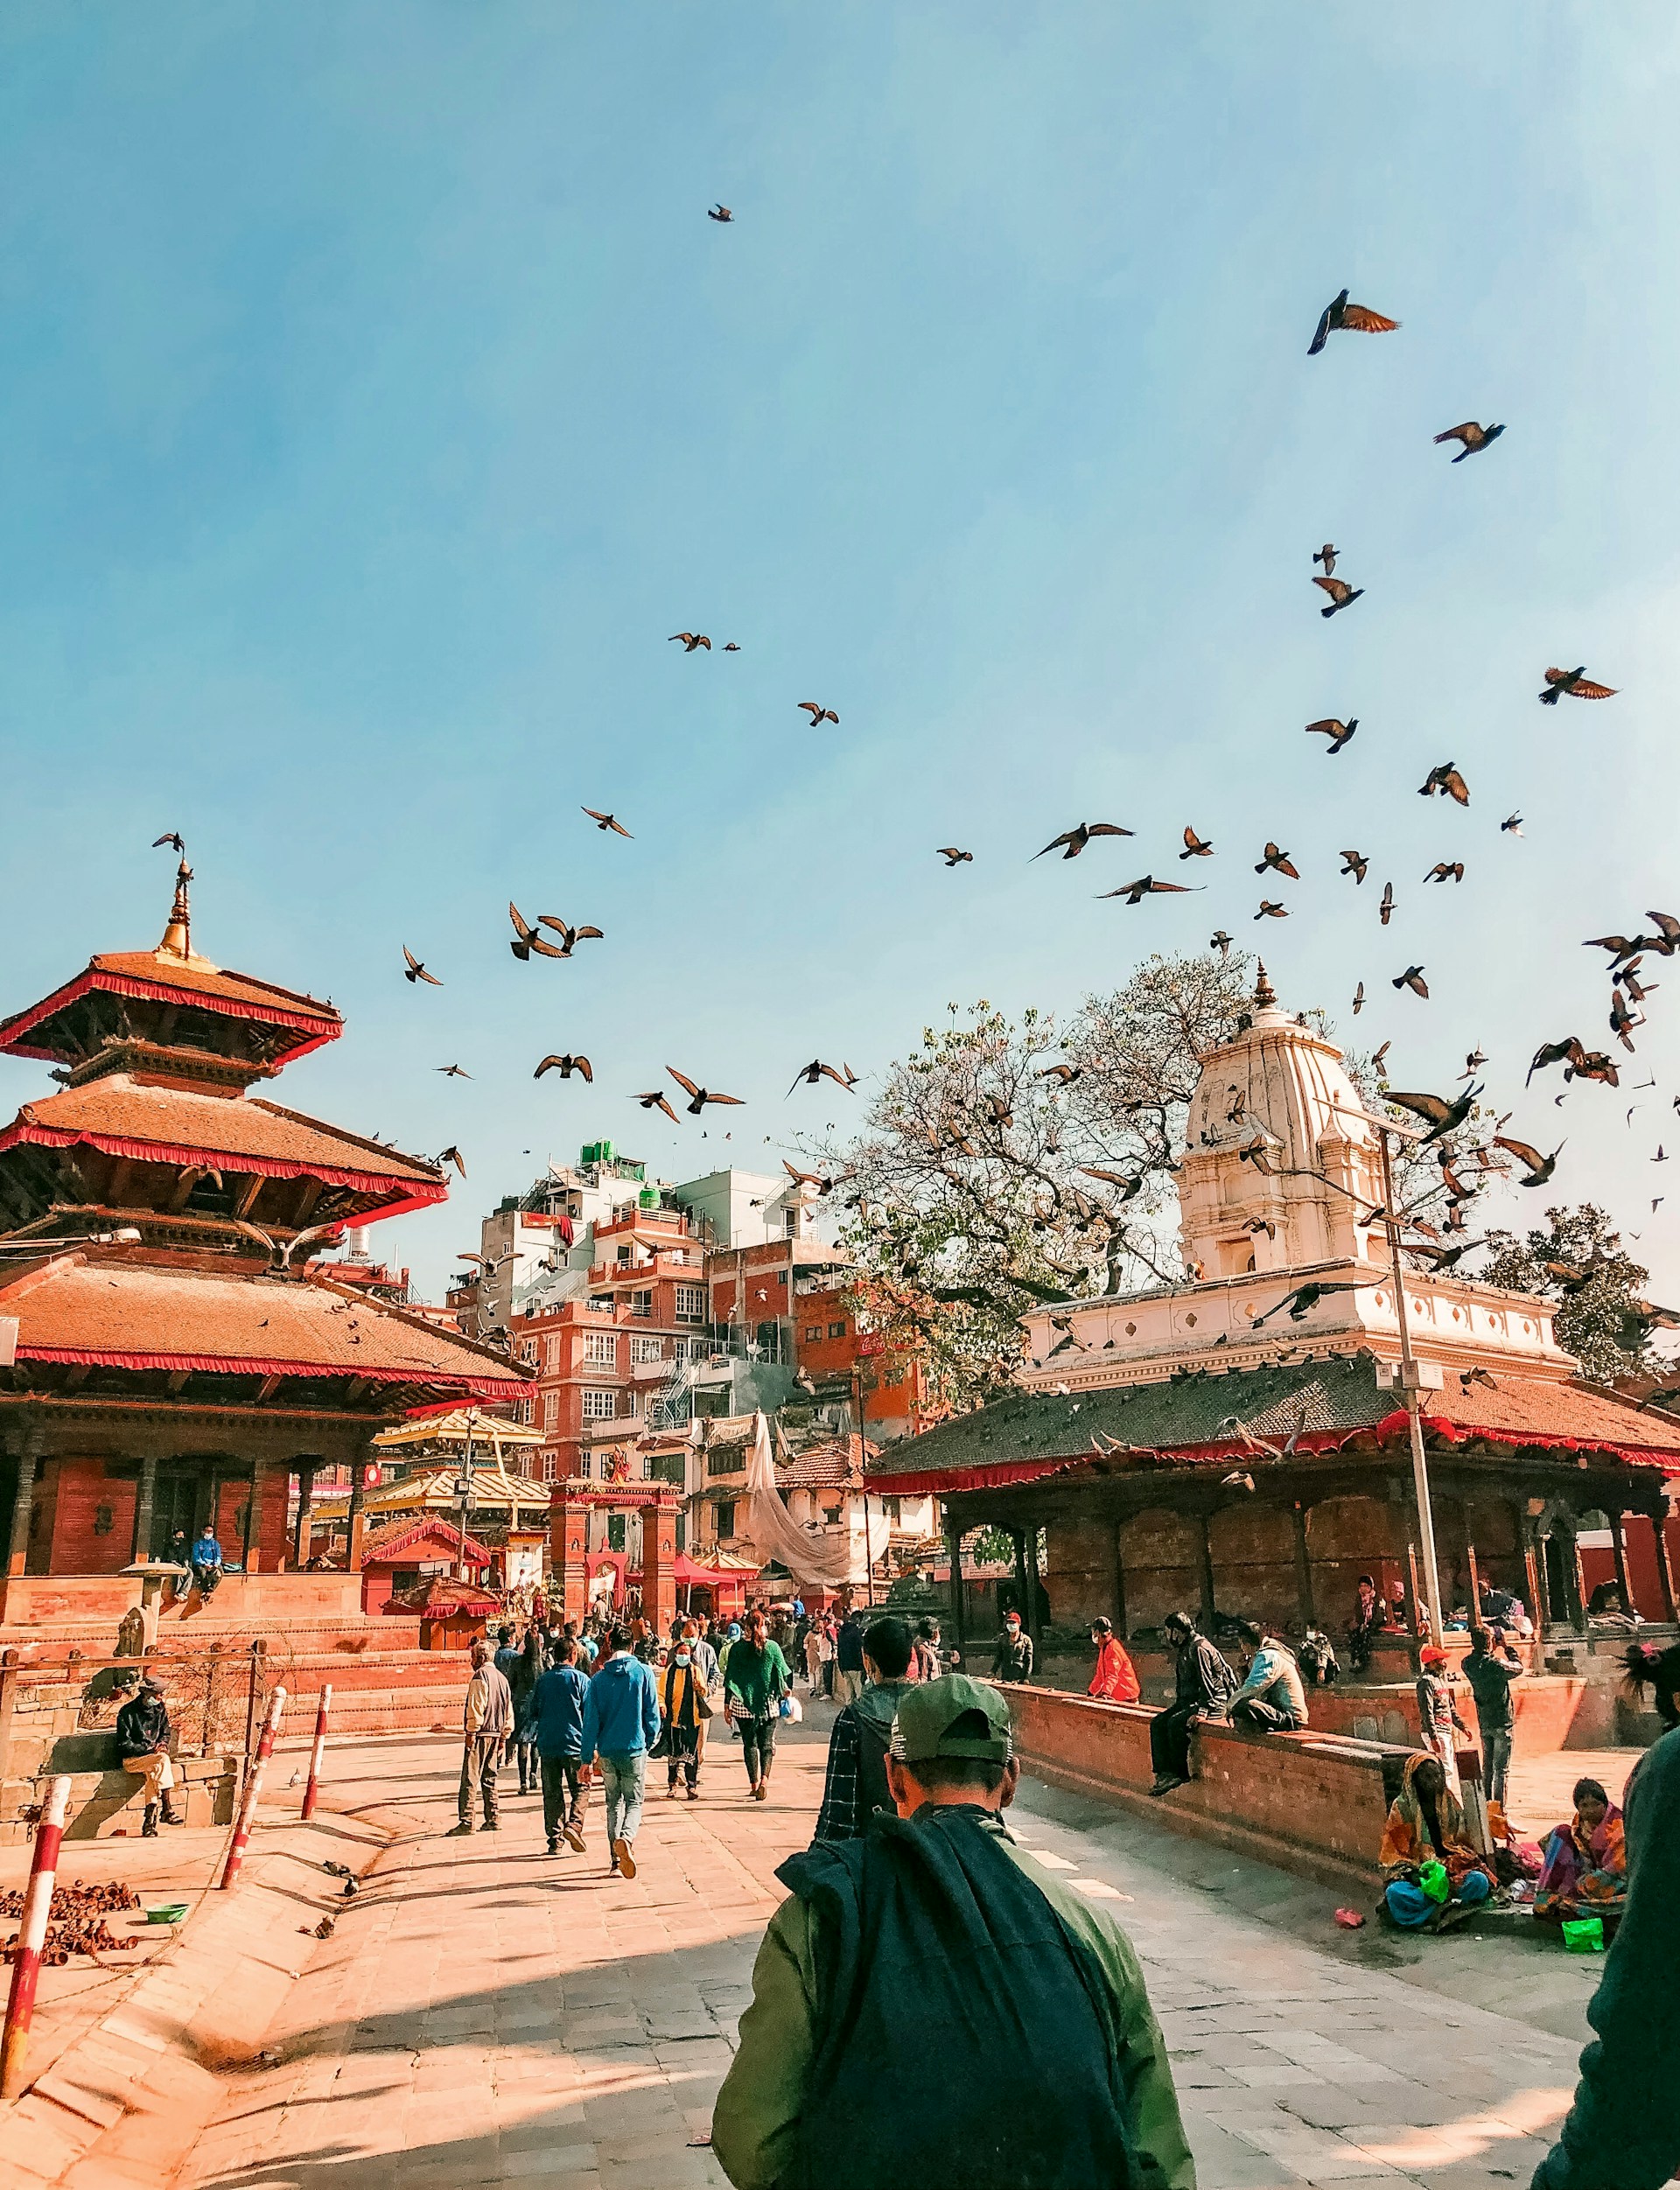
left=724, top=1639, right=791, bottom=1720
left=1533, top=1726, right=1680, bottom=2190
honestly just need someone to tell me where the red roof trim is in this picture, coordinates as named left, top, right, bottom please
left=0, top=967, right=340, bottom=1067
left=16, top=1342, right=525, bottom=1395
left=868, top=1456, right=1088, bottom=1496
left=0, top=1118, right=444, bottom=1212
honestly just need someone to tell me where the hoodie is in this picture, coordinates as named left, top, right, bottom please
left=579, top=1650, right=662, bottom=1761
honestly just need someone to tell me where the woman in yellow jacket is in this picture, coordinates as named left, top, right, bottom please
left=661, top=1639, right=705, bottom=1801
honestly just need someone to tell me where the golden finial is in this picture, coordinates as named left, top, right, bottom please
left=1254, top=961, right=1277, bottom=1008
left=158, top=859, right=193, bottom=960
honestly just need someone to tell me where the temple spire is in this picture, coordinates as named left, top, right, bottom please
left=1253, top=960, right=1277, bottom=1009
left=158, top=860, right=192, bottom=961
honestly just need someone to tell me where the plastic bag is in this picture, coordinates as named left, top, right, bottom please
left=779, top=1692, right=802, bottom=1722
left=1562, top=1916, right=1605, bottom=1954
left=1418, top=1859, right=1451, bottom=1905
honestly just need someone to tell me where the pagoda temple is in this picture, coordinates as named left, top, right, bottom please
left=0, top=863, right=528, bottom=1631
left=872, top=969, right=1680, bottom=1655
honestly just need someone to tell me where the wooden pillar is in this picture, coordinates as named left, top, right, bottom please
left=1466, top=1540, right=1482, bottom=1626
left=130, top=1453, right=158, bottom=1564
left=1290, top=1503, right=1315, bottom=1633
left=1197, top=1512, right=1217, bottom=1633
left=1610, top=1510, right=1633, bottom=1613
left=1012, top=1529, right=1032, bottom=1638
left=293, top=1463, right=316, bottom=1570
left=1110, top=1516, right=1129, bottom=1641
left=345, top=1458, right=369, bottom=1574
left=242, top=1461, right=268, bottom=1574
left=1514, top=1501, right=1545, bottom=1634
left=944, top=1507, right=968, bottom=1653
left=1564, top=1525, right=1588, bottom=1635
left=5, top=1425, right=44, bottom=1578
left=1652, top=1504, right=1679, bottom=1626
left=640, top=1495, right=676, bottom=1636
left=550, top=1482, right=589, bottom=1626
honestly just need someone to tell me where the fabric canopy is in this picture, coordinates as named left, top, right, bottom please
left=740, top=1410, right=864, bottom=1586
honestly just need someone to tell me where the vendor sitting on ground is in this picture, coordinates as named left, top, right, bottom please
left=1534, top=1776, right=1627, bottom=1929
left=1377, top=1754, right=1495, bottom=1929
left=1229, top=1622, right=1308, bottom=1732
left=1086, top=1616, right=1141, bottom=1704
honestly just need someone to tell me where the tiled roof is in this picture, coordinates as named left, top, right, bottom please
left=0, top=950, right=340, bottom=1063
left=360, top=1516, right=491, bottom=1564
left=0, top=1252, right=528, bottom=1395
left=2, top=1080, right=443, bottom=1199
left=866, top=1352, right=1680, bottom=1493
left=776, top=1434, right=878, bottom=1489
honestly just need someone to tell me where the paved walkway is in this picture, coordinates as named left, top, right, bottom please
left=169, top=1709, right=1589, bottom=2190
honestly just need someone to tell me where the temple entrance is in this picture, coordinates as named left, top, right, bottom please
left=150, top=1469, right=200, bottom=1560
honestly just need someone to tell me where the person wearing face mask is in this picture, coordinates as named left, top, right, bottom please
left=662, top=1634, right=705, bottom=1800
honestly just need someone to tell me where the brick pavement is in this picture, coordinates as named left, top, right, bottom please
left=165, top=1710, right=1589, bottom=2190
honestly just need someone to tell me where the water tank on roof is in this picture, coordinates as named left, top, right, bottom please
left=580, top=1140, right=614, bottom=1166
left=639, top=1187, right=659, bottom=1209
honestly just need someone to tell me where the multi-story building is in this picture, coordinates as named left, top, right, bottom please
left=792, top=1272, right=928, bottom=1445
left=451, top=1143, right=666, bottom=1345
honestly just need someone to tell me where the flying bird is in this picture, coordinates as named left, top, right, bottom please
left=1306, top=717, right=1357, bottom=754
left=1419, top=763, right=1469, bottom=806
left=1379, top=883, right=1396, bottom=927
left=435, top=1145, right=466, bottom=1178
left=1386, top=1084, right=1481, bottom=1144
left=723, top=641, right=740, bottom=651
left=436, top=1065, right=472, bottom=1080
left=668, top=632, right=711, bottom=652
left=1180, top=827, right=1214, bottom=858
left=1393, top=966, right=1429, bottom=998
left=798, top=702, right=839, bottom=726
left=1502, top=814, right=1523, bottom=836
left=1313, top=576, right=1364, bottom=618
left=508, top=904, right=565, bottom=962
left=402, top=947, right=442, bottom=987
left=1255, top=900, right=1289, bottom=920
left=1253, top=1278, right=1380, bottom=1326
left=1370, top=1041, right=1392, bottom=1074
left=1307, top=289, right=1400, bottom=355
left=1340, top=850, right=1368, bottom=883
left=1098, top=876, right=1200, bottom=905
left=787, top=1060, right=856, bottom=1095
left=1460, top=1049, right=1488, bottom=1078
left=936, top=847, right=973, bottom=866
left=1038, top=1062, right=1082, bottom=1086
left=1255, top=843, right=1299, bottom=878
left=539, top=915, right=605, bottom=955
left=635, top=1090, right=678, bottom=1122
left=1424, top=862, right=1466, bottom=885
left=582, top=808, right=633, bottom=837
left=668, top=1067, right=744, bottom=1116
left=783, top=1161, right=836, bottom=1194
left=1210, top=930, right=1232, bottom=956
left=535, top=1055, right=593, bottom=1081
left=1079, top=1166, right=1145, bottom=1201
left=1494, top=1135, right=1564, bottom=1186
left=707, top=204, right=733, bottom=222
left=152, top=831, right=186, bottom=853
left=1352, top=982, right=1365, bottom=1016
left=1540, top=667, right=1616, bottom=703
left=1433, top=421, right=1505, bottom=461
left=1312, top=543, right=1338, bottom=576
left=1033, top=822, right=1134, bottom=861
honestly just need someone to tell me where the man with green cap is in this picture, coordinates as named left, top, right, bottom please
left=710, top=1673, right=1194, bottom=2190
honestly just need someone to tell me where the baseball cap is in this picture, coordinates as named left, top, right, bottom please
left=1418, top=1645, right=1447, bottom=1667
left=890, top=1674, right=1012, bottom=1766
left=1004, top=1609, right=1021, bottom=1626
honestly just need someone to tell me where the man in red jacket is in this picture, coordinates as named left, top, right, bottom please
left=1088, top=1616, right=1141, bottom=1704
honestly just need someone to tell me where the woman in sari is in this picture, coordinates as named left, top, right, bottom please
left=1378, top=1753, right=1496, bottom=1928
left=1535, top=1777, right=1627, bottom=1928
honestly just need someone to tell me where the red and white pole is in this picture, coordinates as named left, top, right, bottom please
left=218, top=1683, right=286, bottom=1892
left=300, top=1684, right=332, bottom=1821
left=2, top=1775, right=71, bottom=2101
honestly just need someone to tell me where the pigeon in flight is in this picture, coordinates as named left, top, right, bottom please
left=436, top=1064, right=472, bottom=1080
left=1419, top=763, right=1470, bottom=806
left=1502, top=814, right=1523, bottom=836
left=1494, top=1135, right=1564, bottom=1187
left=583, top=808, right=633, bottom=837
left=936, top=846, right=973, bottom=866
left=1424, top=863, right=1466, bottom=885
left=1433, top=421, right=1504, bottom=461
left=1314, top=576, right=1364, bottom=618
left=798, top=702, right=839, bottom=726
left=1386, top=1084, right=1481, bottom=1145
left=635, top=1090, right=678, bottom=1122
left=1098, top=876, right=1201, bottom=905
left=1033, top=822, right=1133, bottom=861
left=1255, top=900, right=1289, bottom=920
left=539, top=915, right=605, bottom=956
left=1340, top=850, right=1369, bottom=883
left=152, top=831, right=186, bottom=853
left=707, top=204, right=733, bottom=222
left=508, top=905, right=565, bottom=962
left=1307, top=289, right=1400, bottom=355
left=788, top=1060, right=857, bottom=1095
left=669, top=632, right=711, bottom=652
left=402, top=947, right=443, bottom=986
left=1255, top=843, right=1299, bottom=879
left=1306, top=718, right=1357, bottom=753
left=1312, top=543, right=1338, bottom=576
left=1393, top=965, right=1429, bottom=998
left=1379, top=883, right=1396, bottom=926
left=1180, top=827, right=1214, bottom=859
left=1540, top=667, right=1616, bottom=704
left=668, top=1067, right=744, bottom=1116
left=536, top=1055, right=592, bottom=1081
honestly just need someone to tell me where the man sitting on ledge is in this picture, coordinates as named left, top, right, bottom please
left=1228, top=1621, right=1308, bottom=1732
left=1149, top=1610, right=1238, bottom=1796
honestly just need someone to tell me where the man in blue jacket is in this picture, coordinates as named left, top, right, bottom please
left=532, top=1635, right=591, bottom=1856
left=579, top=1625, right=662, bottom=1879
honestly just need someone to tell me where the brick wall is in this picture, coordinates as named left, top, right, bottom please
left=46, top=1458, right=136, bottom=1576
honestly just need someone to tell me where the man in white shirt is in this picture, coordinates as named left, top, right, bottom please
left=453, top=1639, right=514, bottom=1834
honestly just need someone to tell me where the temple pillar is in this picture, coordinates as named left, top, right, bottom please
left=1012, top=1529, right=1034, bottom=1640
left=345, top=1452, right=371, bottom=1573
left=945, top=1508, right=968, bottom=1654
left=130, top=1452, right=158, bottom=1564
left=6, top=1424, right=44, bottom=1578
left=640, top=1494, right=677, bottom=1637
left=294, top=1463, right=316, bottom=1570
left=550, top=1483, right=589, bottom=1626
left=1653, top=1502, right=1679, bottom=1625
left=1610, top=1510, right=1633, bottom=1613
left=1290, top=1503, right=1315, bottom=1633
left=1196, top=1513, right=1217, bottom=1632
left=242, top=1460, right=270, bottom=1572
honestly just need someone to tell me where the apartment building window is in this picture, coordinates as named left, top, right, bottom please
left=577, top=1454, right=593, bottom=1480
left=829, top=1321, right=847, bottom=1339
left=545, top=1337, right=561, bottom=1374
left=676, top=1284, right=704, bottom=1324
left=629, top=1335, right=663, bottom=1364
left=512, top=1397, right=534, bottom=1425
left=803, top=1326, right=822, bottom=1343
left=715, top=1501, right=736, bottom=1541
left=518, top=1338, right=539, bottom=1366
left=543, top=1392, right=558, bottom=1429
left=620, top=1388, right=640, bottom=1416
left=630, top=1289, right=654, bottom=1319
left=584, top=1331, right=617, bottom=1367
left=706, top=1450, right=745, bottom=1477
left=581, top=1389, right=617, bottom=1420
left=541, top=1452, right=558, bottom=1485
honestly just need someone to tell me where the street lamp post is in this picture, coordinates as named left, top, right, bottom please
left=1375, top=1128, right=1446, bottom=1644
left=457, top=1410, right=478, bottom=1582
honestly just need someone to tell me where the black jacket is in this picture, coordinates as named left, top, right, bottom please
left=116, top=1691, right=172, bottom=1761
left=1173, top=1634, right=1237, bottom=1714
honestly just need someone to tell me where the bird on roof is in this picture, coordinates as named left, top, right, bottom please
left=1352, top=981, right=1365, bottom=1016
left=535, top=1055, right=592, bottom=1081
left=582, top=808, right=633, bottom=837
left=635, top=1090, right=678, bottom=1122
left=1540, top=667, right=1616, bottom=703
left=1340, top=850, right=1368, bottom=884
left=1255, top=900, right=1289, bottom=920
left=1255, top=843, right=1299, bottom=879
left=1425, top=862, right=1466, bottom=885
left=707, top=204, right=733, bottom=222
left=1306, top=717, right=1357, bottom=754
left=936, top=846, right=973, bottom=866
left=1033, top=821, right=1133, bottom=861
left=435, top=1146, right=467, bottom=1178
left=1254, top=1278, right=1380, bottom=1326
left=1314, top=575, right=1364, bottom=617
left=436, top=1064, right=472, bottom=1079
left=508, top=904, right=565, bottom=962
left=1312, top=543, right=1338, bottom=576
left=669, top=632, right=711, bottom=651
left=798, top=701, right=839, bottom=726
left=1386, top=1084, right=1481, bottom=1144
left=402, top=947, right=443, bottom=986
left=1502, top=813, right=1523, bottom=836
left=1393, top=966, right=1429, bottom=998
left=1180, top=826, right=1214, bottom=859
left=152, top=831, right=186, bottom=853
left=1307, top=288, right=1400, bottom=354
left=1494, top=1135, right=1564, bottom=1186
left=1379, top=884, right=1396, bottom=927
left=788, top=1060, right=856, bottom=1096
left=668, top=1067, right=743, bottom=1116
left=1098, top=875, right=1201, bottom=905
left=1210, top=929, right=1232, bottom=955
left=539, top=916, right=605, bottom=956
left=1419, top=763, right=1470, bottom=806
left=1434, top=421, right=1505, bottom=461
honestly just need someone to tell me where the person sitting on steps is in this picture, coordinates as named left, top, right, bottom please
left=115, top=1670, right=186, bottom=1835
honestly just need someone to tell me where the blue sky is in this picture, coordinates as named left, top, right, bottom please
left=4, top=4, right=1679, bottom=1299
